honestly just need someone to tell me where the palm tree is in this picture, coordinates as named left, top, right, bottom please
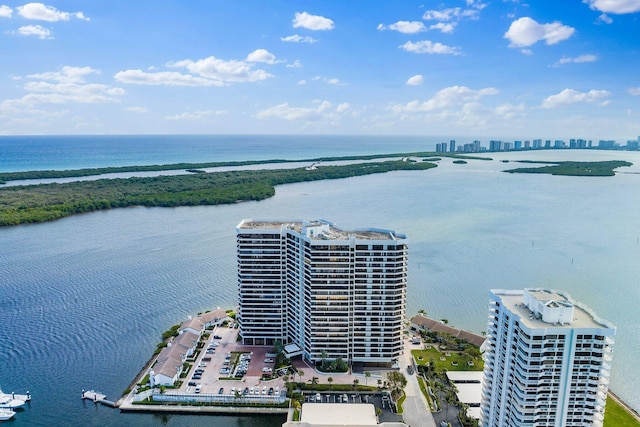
left=364, top=371, right=371, bottom=387
left=377, top=379, right=382, bottom=390
left=353, top=378, right=359, bottom=392
left=327, top=377, right=333, bottom=390
left=298, top=369, right=305, bottom=386
left=321, top=350, right=328, bottom=370
left=309, top=376, right=319, bottom=392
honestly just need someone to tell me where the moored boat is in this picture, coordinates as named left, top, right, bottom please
left=0, top=409, right=16, bottom=421
left=0, top=394, right=25, bottom=410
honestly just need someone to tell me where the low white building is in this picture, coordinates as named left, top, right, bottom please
left=180, top=309, right=231, bottom=335
left=282, top=403, right=408, bottom=427
left=149, top=330, right=199, bottom=387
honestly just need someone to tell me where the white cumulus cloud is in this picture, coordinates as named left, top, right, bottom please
left=400, top=40, right=461, bottom=55
left=17, top=24, right=52, bottom=39
left=392, top=85, right=499, bottom=113
left=406, top=75, right=424, bottom=86
left=378, top=21, right=427, bottom=34
left=287, top=60, right=302, bottom=68
left=257, top=100, right=333, bottom=121
left=505, top=17, right=575, bottom=48
left=169, top=56, right=273, bottom=83
left=553, top=54, right=597, bottom=67
left=423, top=7, right=463, bottom=21
left=1, top=66, right=125, bottom=107
left=542, top=88, right=610, bottom=108
left=28, top=66, right=98, bottom=83
left=17, top=2, right=89, bottom=21
left=627, top=87, right=640, bottom=95
left=246, top=49, right=277, bottom=64
left=280, top=34, right=317, bottom=43
left=584, top=0, right=640, bottom=13
left=293, top=11, right=334, bottom=31
left=0, top=5, right=12, bottom=18
left=114, top=70, right=221, bottom=87
left=429, top=22, right=456, bottom=33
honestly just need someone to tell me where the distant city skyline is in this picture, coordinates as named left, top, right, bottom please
left=1, top=1, right=639, bottom=137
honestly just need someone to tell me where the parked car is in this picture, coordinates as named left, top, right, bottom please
left=213, top=335, right=222, bottom=339
left=407, top=365, right=414, bottom=375
left=188, top=381, right=197, bottom=386
left=269, top=387, right=274, bottom=395
left=218, top=387, right=224, bottom=394
left=264, top=358, right=274, bottom=363
left=194, top=384, right=202, bottom=393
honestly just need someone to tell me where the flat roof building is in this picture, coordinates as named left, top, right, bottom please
left=237, top=219, right=407, bottom=367
left=282, top=403, right=408, bottom=427
left=480, top=289, right=615, bottom=427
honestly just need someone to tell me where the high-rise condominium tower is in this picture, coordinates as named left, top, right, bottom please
left=236, top=219, right=407, bottom=367
left=480, top=289, right=615, bottom=427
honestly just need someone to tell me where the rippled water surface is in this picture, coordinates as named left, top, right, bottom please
left=1, top=138, right=639, bottom=425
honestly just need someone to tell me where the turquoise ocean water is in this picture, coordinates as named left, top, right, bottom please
left=0, top=135, right=639, bottom=426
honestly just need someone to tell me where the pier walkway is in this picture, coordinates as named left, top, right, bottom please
left=82, top=390, right=116, bottom=407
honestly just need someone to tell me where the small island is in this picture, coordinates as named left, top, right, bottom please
left=504, top=160, right=632, bottom=176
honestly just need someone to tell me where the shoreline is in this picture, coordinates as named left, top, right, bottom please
left=113, top=313, right=639, bottom=424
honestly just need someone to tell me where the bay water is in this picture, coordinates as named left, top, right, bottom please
left=0, top=136, right=639, bottom=425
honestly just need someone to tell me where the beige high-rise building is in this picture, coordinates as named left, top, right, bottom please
left=237, top=219, right=407, bottom=367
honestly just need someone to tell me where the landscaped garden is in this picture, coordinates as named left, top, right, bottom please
left=412, top=345, right=484, bottom=373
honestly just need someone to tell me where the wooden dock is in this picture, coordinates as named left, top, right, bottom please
left=82, top=390, right=117, bottom=407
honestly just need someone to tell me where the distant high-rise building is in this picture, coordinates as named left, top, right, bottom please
left=545, top=140, right=551, bottom=148
left=514, top=141, right=522, bottom=150
left=480, top=289, right=615, bottom=427
left=436, top=142, right=447, bottom=153
left=598, top=140, right=616, bottom=149
left=237, top=219, right=407, bottom=367
left=450, top=139, right=456, bottom=153
left=490, top=140, right=503, bottom=151
left=524, top=140, right=531, bottom=149
left=533, top=139, right=542, bottom=149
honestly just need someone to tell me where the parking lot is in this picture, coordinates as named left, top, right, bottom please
left=180, top=323, right=285, bottom=397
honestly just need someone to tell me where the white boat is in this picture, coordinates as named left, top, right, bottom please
left=0, top=409, right=15, bottom=420
left=0, top=394, right=25, bottom=410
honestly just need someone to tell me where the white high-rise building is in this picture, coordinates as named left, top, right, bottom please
left=237, top=219, right=407, bottom=367
left=480, top=289, right=615, bottom=427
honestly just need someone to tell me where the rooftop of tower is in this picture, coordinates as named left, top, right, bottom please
left=491, top=288, right=615, bottom=332
left=237, top=219, right=407, bottom=242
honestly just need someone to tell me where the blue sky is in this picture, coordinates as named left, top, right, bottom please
left=0, top=1, right=639, bottom=139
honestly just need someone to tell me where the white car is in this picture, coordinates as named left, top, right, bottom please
left=264, top=358, right=274, bottom=363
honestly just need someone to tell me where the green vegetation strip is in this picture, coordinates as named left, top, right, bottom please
left=396, top=393, right=406, bottom=414
left=0, top=160, right=436, bottom=226
left=0, top=151, right=486, bottom=184
left=416, top=376, right=435, bottom=412
left=504, top=160, right=631, bottom=177
left=604, top=396, right=640, bottom=427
